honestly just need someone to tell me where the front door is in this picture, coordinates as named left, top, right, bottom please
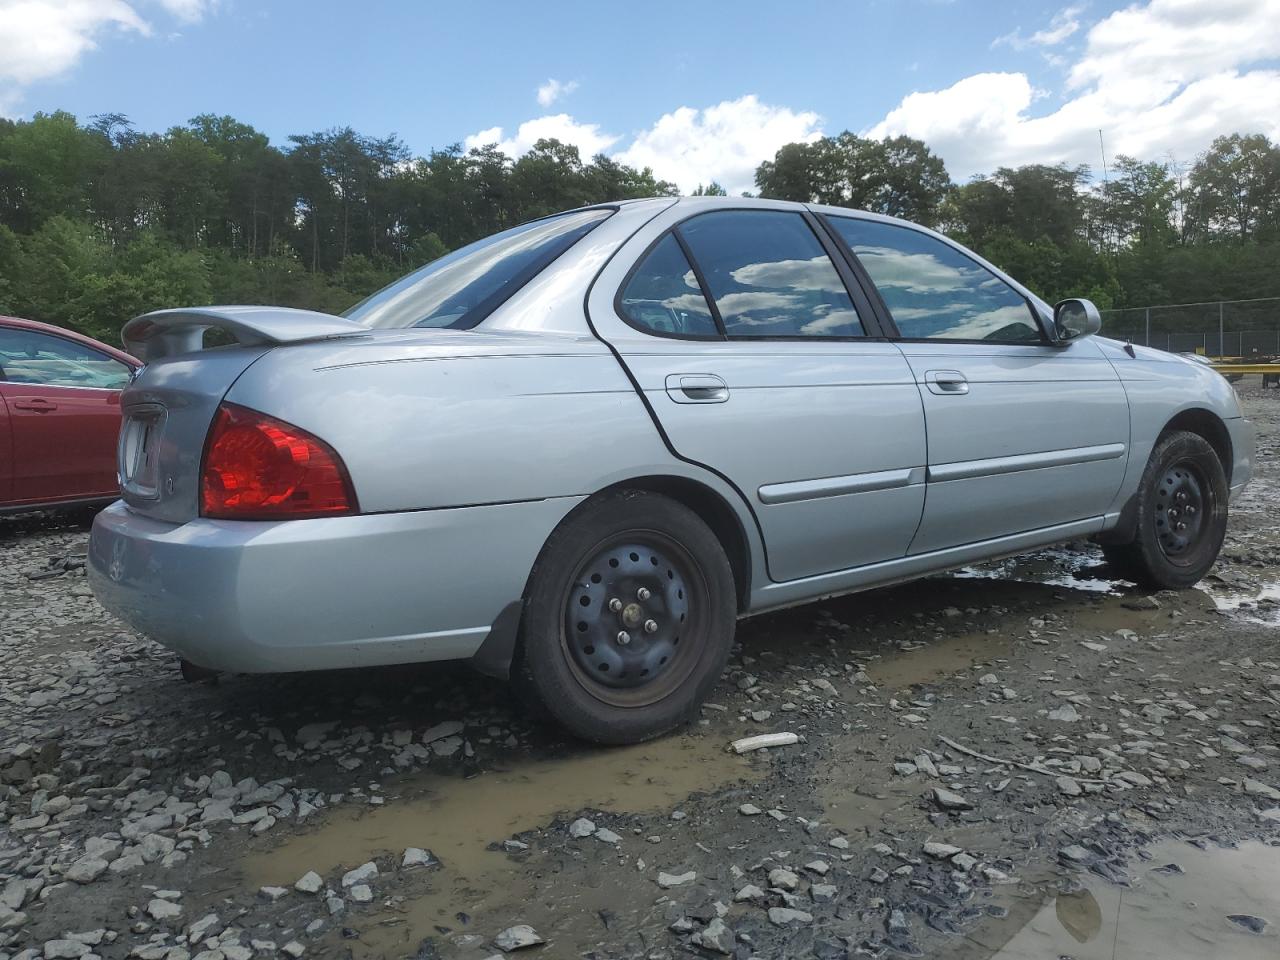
left=822, top=214, right=1128, bottom=554
left=592, top=207, right=928, bottom=582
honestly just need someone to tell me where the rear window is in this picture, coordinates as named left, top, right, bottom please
left=345, top=208, right=613, bottom=329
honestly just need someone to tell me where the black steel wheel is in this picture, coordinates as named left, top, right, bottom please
left=562, top=534, right=701, bottom=706
left=1153, top=459, right=1210, bottom=561
left=1099, top=430, right=1228, bottom=590
left=514, top=490, right=736, bottom=744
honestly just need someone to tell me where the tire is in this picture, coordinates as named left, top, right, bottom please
left=513, top=490, right=736, bottom=744
left=1099, top=542, right=1145, bottom=582
left=1103, top=430, right=1228, bottom=590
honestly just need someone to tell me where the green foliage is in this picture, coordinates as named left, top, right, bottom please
left=0, top=112, right=680, bottom=343
left=1184, top=134, right=1280, bottom=242
left=756, top=132, right=950, bottom=226
left=5, top=218, right=212, bottom=342
left=0, top=223, right=22, bottom=314
left=2, top=109, right=1279, bottom=347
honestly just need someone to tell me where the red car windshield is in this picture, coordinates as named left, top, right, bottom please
left=344, top=208, right=612, bottom=330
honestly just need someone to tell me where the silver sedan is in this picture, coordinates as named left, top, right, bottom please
left=88, top=197, right=1254, bottom=743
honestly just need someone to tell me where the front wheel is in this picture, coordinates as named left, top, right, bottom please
left=514, top=490, right=736, bottom=744
left=1102, top=430, right=1228, bottom=590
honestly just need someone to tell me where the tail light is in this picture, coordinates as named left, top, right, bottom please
left=201, top=403, right=357, bottom=519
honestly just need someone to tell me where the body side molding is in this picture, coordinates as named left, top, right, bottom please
left=928, top=443, right=1126, bottom=483
left=758, top=466, right=926, bottom=505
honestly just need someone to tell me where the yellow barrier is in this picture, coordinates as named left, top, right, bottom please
left=1210, top=364, right=1279, bottom=374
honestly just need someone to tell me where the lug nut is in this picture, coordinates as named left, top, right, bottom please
left=616, top=631, right=631, bottom=645
left=608, top=598, right=623, bottom=612
left=1186, top=505, right=1196, bottom=515
left=1176, top=522, right=1187, bottom=532
left=637, top=587, right=651, bottom=601
left=644, top=619, right=658, bottom=634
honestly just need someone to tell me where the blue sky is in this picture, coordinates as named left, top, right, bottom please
left=2, top=0, right=1279, bottom=192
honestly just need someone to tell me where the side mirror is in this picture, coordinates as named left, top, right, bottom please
left=1053, top=298, right=1102, bottom=342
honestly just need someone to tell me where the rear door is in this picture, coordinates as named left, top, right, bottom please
left=588, top=204, right=928, bottom=583
left=822, top=214, right=1129, bottom=554
left=0, top=327, right=133, bottom=504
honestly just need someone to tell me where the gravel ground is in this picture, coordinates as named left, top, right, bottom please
left=0, top=382, right=1278, bottom=960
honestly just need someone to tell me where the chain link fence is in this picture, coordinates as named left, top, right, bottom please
left=1099, top=297, right=1280, bottom=357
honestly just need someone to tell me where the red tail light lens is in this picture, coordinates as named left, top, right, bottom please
left=201, top=403, right=357, bottom=519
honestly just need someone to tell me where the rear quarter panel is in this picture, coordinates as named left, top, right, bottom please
left=223, top=335, right=717, bottom=514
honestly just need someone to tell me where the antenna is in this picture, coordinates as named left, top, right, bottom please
left=1098, top=129, right=1112, bottom=258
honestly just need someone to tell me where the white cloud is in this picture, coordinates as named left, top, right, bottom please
left=463, top=113, right=619, bottom=159
left=0, top=1, right=149, bottom=88
left=535, top=77, right=577, bottom=108
left=731, top=256, right=846, bottom=293
left=1068, top=0, right=1280, bottom=89
left=464, top=94, right=822, bottom=194
left=614, top=95, right=823, bottom=194
left=993, top=5, right=1083, bottom=51
left=869, top=0, right=1280, bottom=178
left=0, top=0, right=216, bottom=115
left=153, top=0, right=216, bottom=21
left=464, top=125, right=504, bottom=149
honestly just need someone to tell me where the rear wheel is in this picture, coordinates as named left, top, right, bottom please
left=1101, top=430, right=1228, bottom=590
left=514, top=490, right=736, bottom=744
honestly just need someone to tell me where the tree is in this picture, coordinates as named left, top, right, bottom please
left=1096, top=155, right=1178, bottom=248
left=1, top=109, right=1278, bottom=339
left=946, top=164, right=1090, bottom=248
left=188, top=114, right=291, bottom=258
left=510, top=139, right=592, bottom=219
left=584, top=154, right=674, bottom=201
left=755, top=132, right=951, bottom=225
left=0, top=111, right=110, bottom=233
left=1184, top=134, right=1280, bottom=242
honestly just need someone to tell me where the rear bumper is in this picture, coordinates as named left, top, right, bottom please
left=88, top=497, right=582, bottom=673
left=1227, top=416, right=1255, bottom=499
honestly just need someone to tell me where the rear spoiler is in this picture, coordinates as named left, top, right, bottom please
left=122, top=306, right=367, bottom=362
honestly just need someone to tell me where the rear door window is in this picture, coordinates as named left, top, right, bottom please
left=678, top=210, right=866, bottom=338
left=618, top=234, right=720, bottom=338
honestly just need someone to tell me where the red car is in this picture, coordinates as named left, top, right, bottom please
left=0, top=316, right=140, bottom=513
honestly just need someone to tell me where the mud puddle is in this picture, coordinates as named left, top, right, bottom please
left=956, top=839, right=1280, bottom=959
left=1204, top=578, right=1280, bottom=625
left=954, top=546, right=1122, bottom=595
left=819, top=775, right=919, bottom=839
left=244, top=734, right=761, bottom=957
left=863, top=629, right=1012, bottom=691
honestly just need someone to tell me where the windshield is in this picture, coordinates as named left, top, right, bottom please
left=344, top=208, right=613, bottom=329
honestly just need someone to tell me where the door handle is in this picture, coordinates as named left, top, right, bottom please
left=13, top=398, right=58, bottom=412
left=665, top=374, right=729, bottom=404
left=924, top=370, right=969, bottom=396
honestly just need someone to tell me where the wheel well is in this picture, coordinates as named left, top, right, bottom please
left=1160, top=408, right=1232, bottom=483
left=601, top=476, right=752, bottom=613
